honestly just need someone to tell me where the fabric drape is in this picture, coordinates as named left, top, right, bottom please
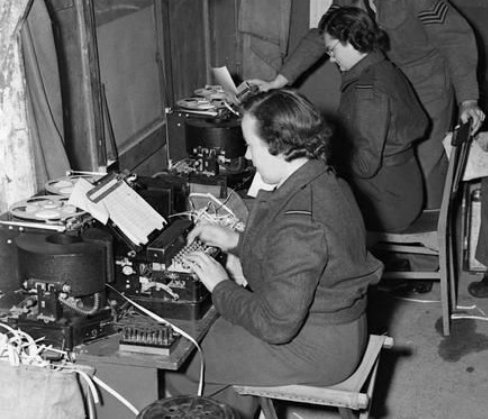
left=0, top=0, right=69, bottom=213
left=21, top=0, right=70, bottom=190
left=0, top=0, right=36, bottom=213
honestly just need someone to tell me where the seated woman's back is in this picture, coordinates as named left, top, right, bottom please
left=320, top=7, right=428, bottom=232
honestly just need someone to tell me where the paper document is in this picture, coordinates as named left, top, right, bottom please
left=212, top=66, right=238, bottom=103
left=69, top=177, right=167, bottom=246
left=443, top=131, right=488, bottom=181
left=69, top=178, right=109, bottom=224
left=212, top=66, right=256, bottom=104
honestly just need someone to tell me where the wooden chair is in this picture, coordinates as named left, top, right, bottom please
left=368, top=121, right=474, bottom=336
left=234, top=334, right=394, bottom=419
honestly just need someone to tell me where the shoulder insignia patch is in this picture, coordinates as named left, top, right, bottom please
left=355, top=81, right=374, bottom=99
left=418, top=0, right=448, bottom=25
left=355, top=83, right=373, bottom=91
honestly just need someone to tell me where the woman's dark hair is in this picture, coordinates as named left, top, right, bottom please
left=240, top=89, right=333, bottom=162
left=318, top=7, right=389, bottom=53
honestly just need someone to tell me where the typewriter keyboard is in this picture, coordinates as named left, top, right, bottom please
left=168, top=239, right=218, bottom=273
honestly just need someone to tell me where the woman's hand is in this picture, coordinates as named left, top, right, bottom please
left=183, top=251, right=229, bottom=292
left=187, top=222, right=239, bottom=252
left=459, top=100, right=485, bottom=135
left=247, top=74, right=289, bottom=92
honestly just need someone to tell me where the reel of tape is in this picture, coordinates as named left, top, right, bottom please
left=194, top=85, right=227, bottom=100
left=176, top=97, right=217, bottom=111
left=9, top=195, right=84, bottom=222
left=45, top=174, right=102, bottom=196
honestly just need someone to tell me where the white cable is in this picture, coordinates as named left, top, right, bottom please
left=477, top=306, right=487, bottom=317
left=222, top=100, right=240, bottom=116
left=91, top=375, right=140, bottom=416
left=73, top=368, right=100, bottom=419
left=451, top=314, right=488, bottom=321
left=0, top=326, right=140, bottom=419
left=0, top=324, right=105, bottom=419
left=106, top=284, right=206, bottom=396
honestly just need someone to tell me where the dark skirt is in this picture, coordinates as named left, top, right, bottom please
left=165, top=313, right=368, bottom=418
left=352, top=154, right=424, bottom=232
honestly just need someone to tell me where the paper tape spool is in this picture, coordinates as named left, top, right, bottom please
left=45, top=174, right=102, bottom=196
left=176, top=97, right=216, bottom=111
left=9, top=195, right=84, bottom=221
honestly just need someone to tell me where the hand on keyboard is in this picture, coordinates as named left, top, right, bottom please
left=187, top=222, right=239, bottom=252
left=182, top=251, right=229, bottom=292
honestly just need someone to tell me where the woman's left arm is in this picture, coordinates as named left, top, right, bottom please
left=211, top=213, right=328, bottom=344
left=346, top=87, right=390, bottom=179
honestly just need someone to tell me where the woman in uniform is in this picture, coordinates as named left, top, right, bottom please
left=250, top=0, right=485, bottom=211
left=319, top=7, right=428, bottom=232
left=165, top=89, right=383, bottom=418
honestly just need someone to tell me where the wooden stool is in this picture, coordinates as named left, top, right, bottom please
left=234, top=334, right=394, bottom=419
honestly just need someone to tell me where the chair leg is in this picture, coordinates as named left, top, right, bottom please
left=438, top=230, right=451, bottom=336
left=338, top=407, right=359, bottom=419
left=447, top=230, right=458, bottom=313
left=258, top=397, right=278, bottom=419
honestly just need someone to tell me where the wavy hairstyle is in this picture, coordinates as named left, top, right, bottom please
left=318, top=7, right=389, bottom=53
left=240, top=89, right=333, bottom=163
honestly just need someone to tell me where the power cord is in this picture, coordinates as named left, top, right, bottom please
left=106, top=284, right=206, bottom=396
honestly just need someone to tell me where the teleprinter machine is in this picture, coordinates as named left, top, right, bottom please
left=82, top=172, right=222, bottom=320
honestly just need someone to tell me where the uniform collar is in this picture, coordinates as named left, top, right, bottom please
left=256, top=160, right=330, bottom=202
left=341, top=51, right=385, bottom=92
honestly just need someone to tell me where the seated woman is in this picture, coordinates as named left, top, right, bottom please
left=165, top=89, right=383, bottom=418
left=319, top=7, right=429, bottom=232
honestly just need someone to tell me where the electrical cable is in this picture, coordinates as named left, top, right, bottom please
left=0, top=321, right=140, bottom=419
left=91, top=374, right=139, bottom=415
left=106, top=284, right=206, bottom=396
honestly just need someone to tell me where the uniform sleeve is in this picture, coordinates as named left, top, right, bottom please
left=212, top=213, right=328, bottom=344
left=279, top=0, right=357, bottom=84
left=348, top=85, right=390, bottom=179
left=280, top=28, right=326, bottom=84
left=413, top=0, right=479, bottom=103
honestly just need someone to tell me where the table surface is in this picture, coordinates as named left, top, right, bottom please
left=74, top=306, right=218, bottom=370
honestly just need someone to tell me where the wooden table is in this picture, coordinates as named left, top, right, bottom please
left=74, top=307, right=218, bottom=419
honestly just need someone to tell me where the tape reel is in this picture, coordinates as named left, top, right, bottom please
left=45, top=174, right=102, bottom=196
left=194, top=85, right=227, bottom=100
left=9, top=195, right=84, bottom=222
left=176, top=97, right=217, bottom=111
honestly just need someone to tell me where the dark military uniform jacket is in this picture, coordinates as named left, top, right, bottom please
left=338, top=52, right=428, bottom=231
left=191, top=160, right=384, bottom=388
left=212, top=159, right=383, bottom=343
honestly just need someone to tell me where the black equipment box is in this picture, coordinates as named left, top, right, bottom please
left=0, top=212, right=88, bottom=293
left=5, top=306, right=114, bottom=351
left=129, top=293, right=212, bottom=322
left=132, top=175, right=189, bottom=220
left=165, top=109, right=254, bottom=192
